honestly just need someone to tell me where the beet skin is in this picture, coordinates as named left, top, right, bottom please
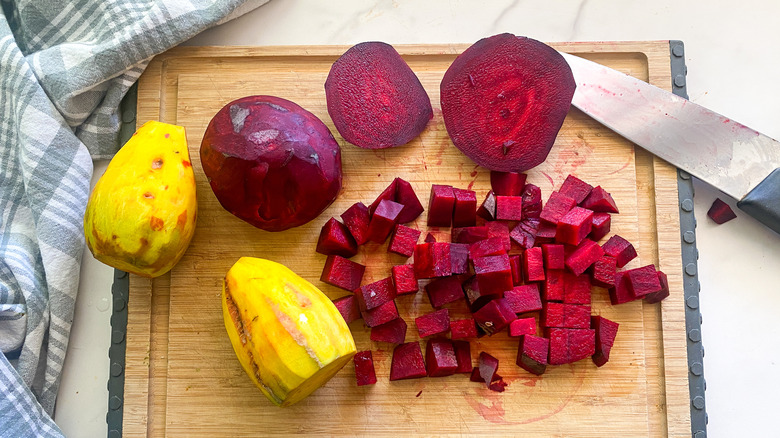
left=200, top=96, right=342, bottom=231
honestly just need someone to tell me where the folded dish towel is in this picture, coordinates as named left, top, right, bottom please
left=0, top=0, right=267, bottom=435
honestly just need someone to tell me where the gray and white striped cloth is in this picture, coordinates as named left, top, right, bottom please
left=0, top=0, right=266, bottom=435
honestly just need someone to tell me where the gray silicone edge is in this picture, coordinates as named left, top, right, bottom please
left=669, top=40, right=708, bottom=438
left=106, top=82, right=136, bottom=438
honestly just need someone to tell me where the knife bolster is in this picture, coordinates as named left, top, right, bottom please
left=737, top=168, right=780, bottom=235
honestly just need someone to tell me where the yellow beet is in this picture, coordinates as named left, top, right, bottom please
left=222, top=257, right=356, bottom=407
left=84, top=121, right=197, bottom=278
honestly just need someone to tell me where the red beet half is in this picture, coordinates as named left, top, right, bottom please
left=591, top=316, right=619, bottom=367
left=354, top=351, right=377, bottom=386
left=391, top=264, right=419, bottom=295
left=426, top=339, right=458, bottom=377
left=707, top=198, right=737, bottom=224
left=390, top=342, right=428, bottom=380
left=341, top=202, right=370, bottom=245
left=517, top=335, right=549, bottom=376
left=316, top=218, right=358, bottom=257
left=371, top=317, right=408, bottom=344
left=325, top=42, right=433, bottom=149
left=321, top=255, right=365, bottom=291
left=200, top=96, right=341, bottom=231
left=332, top=295, right=361, bottom=324
left=415, top=309, right=451, bottom=338
left=440, top=34, right=575, bottom=172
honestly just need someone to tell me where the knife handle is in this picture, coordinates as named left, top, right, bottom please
left=737, top=168, right=780, bottom=234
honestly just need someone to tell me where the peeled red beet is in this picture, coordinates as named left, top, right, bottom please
left=356, top=277, right=396, bottom=311
left=521, top=183, right=543, bottom=219
left=452, top=226, right=488, bottom=244
left=391, top=264, right=418, bottom=295
left=325, top=42, right=432, bottom=149
left=563, top=272, right=592, bottom=304
left=450, top=319, right=478, bottom=339
left=472, top=298, right=517, bottom=335
left=473, top=254, right=513, bottom=296
left=453, top=188, right=477, bottom=227
left=486, top=221, right=512, bottom=251
left=390, top=342, right=428, bottom=380
left=602, top=235, right=638, bottom=268
left=468, top=237, right=506, bottom=259
left=362, top=300, right=399, bottom=327
left=496, top=196, right=524, bottom=221
left=626, top=265, right=662, bottom=299
left=425, top=276, right=465, bottom=308
left=523, top=247, right=545, bottom=282
left=556, top=207, right=594, bottom=246
left=645, top=270, right=670, bottom=304
left=590, top=255, right=617, bottom=288
left=477, top=352, right=500, bottom=389
left=316, top=218, right=358, bottom=257
left=591, top=316, right=619, bottom=367
left=508, top=317, right=536, bottom=337
left=476, top=190, right=497, bottom=221
left=354, top=350, right=378, bottom=386
left=425, top=339, right=458, bottom=377
left=200, top=95, right=341, bottom=231
left=321, top=255, right=365, bottom=291
left=509, top=255, right=523, bottom=285
left=517, top=334, right=549, bottom=375
left=440, top=34, right=575, bottom=172
left=450, top=243, right=470, bottom=275
left=589, top=212, right=612, bottom=241
left=388, top=224, right=421, bottom=257
left=581, top=186, right=619, bottom=213
left=415, top=309, right=450, bottom=338
left=542, top=244, right=565, bottom=270
left=504, top=284, right=542, bottom=314
left=540, top=191, right=577, bottom=225
left=341, top=202, right=370, bottom=245
left=565, top=239, right=604, bottom=276
left=707, top=198, right=737, bottom=224
left=453, top=340, right=473, bottom=373
left=371, top=317, right=408, bottom=344
left=542, top=269, right=564, bottom=301
left=559, top=175, right=593, bottom=204
left=510, top=218, right=539, bottom=249
left=332, top=295, right=361, bottom=324
left=463, top=275, right=500, bottom=312
left=490, top=171, right=527, bottom=196
left=367, top=199, right=404, bottom=243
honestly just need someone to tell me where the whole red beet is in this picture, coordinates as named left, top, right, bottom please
left=200, top=96, right=342, bottom=231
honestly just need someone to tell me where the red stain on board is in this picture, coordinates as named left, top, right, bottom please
left=416, top=390, right=423, bottom=397
left=541, top=171, right=554, bottom=188
left=463, top=395, right=510, bottom=424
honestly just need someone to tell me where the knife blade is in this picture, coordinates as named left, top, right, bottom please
left=560, top=51, right=780, bottom=234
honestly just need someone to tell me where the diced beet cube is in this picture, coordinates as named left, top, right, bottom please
left=707, top=197, right=737, bottom=224
left=472, top=298, right=517, bottom=335
left=546, top=327, right=569, bottom=365
left=626, top=265, right=662, bottom=299
left=450, top=318, right=478, bottom=339
left=390, top=342, right=427, bottom=380
left=486, top=221, right=512, bottom=251
left=523, top=247, right=545, bottom=282
left=388, top=224, right=421, bottom=257
left=341, top=202, right=370, bottom=245
left=470, top=367, right=484, bottom=382
left=362, top=300, right=399, bottom=327
left=370, top=317, right=407, bottom=344
left=432, top=242, right=452, bottom=277
left=332, top=295, right=361, bottom=324
left=541, top=302, right=564, bottom=327
left=317, top=218, right=358, bottom=257
left=476, top=190, right=497, bottom=221
left=602, top=235, right=637, bottom=268
left=591, top=316, right=619, bottom=367
left=425, top=276, right=465, bottom=308
left=546, top=327, right=595, bottom=364
left=581, top=185, right=619, bottom=213
left=354, top=351, right=377, bottom=386
left=450, top=243, right=470, bottom=275
left=477, top=352, right=502, bottom=389
left=536, top=221, right=557, bottom=240
left=391, top=264, right=418, bottom=295
left=542, top=303, right=590, bottom=328
left=541, top=244, right=565, bottom=270
left=424, top=232, right=437, bottom=243
left=452, top=226, right=489, bottom=244
left=413, top=243, right=446, bottom=279
left=368, top=180, right=397, bottom=216
left=543, top=269, right=565, bottom=301
left=555, top=207, right=594, bottom=246
left=563, top=272, right=591, bottom=304
left=509, top=255, right=523, bottom=285
left=452, top=188, right=477, bottom=227
left=463, top=275, right=500, bottom=312
left=415, top=309, right=450, bottom=338
left=608, top=271, right=634, bottom=305
left=321, top=255, right=365, bottom=291
left=591, top=255, right=617, bottom=288
left=425, top=339, right=458, bottom=377
left=394, top=178, right=425, bottom=224
left=517, top=334, right=549, bottom=375
left=510, top=218, right=539, bottom=249
left=508, top=317, right=536, bottom=337
left=521, top=183, right=543, bottom=219
left=367, top=199, right=404, bottom=243
left=356, top=277, right=396, bottom=311
left=474, top=253, right=513, bottom=296
left=453, top=340, right=472, bottom=373
left=468, top=237, right=506, bottom=259
left=560, top=174, right=593, bottom=204
left=504, top=284, right=542, bottom=314
left=496, top=196, right=524, bottom=220
left=565, top=239, right=604, bottom=276
left=540, top=191, right=577, bottom=224
left=645, top=270, right=670, bottom=304
left=490, top=171, right=527, bottom=196
left=589, top=212, right=611, bottom=241
left=427, top=184, right=456, bottom=227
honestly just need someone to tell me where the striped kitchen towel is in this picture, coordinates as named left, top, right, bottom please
left=0, top=0, right=267, bottom=435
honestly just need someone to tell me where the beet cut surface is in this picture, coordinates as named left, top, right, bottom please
left=325, top=42, right=432, bottom=149
left=543, top=269, right=565, bottom=302
left=452, top=188, right=478, bottom=227
left=591, top=316, right=619, bottom=367
left=540, top=191, right=577, bottom=225
left=555, top=207, right=594, bottom=246
left=645, top=270, right=670, bottom=304
left=362, top=300, right=399, bottom=327
left=425, top=276, right=465, bottom=308
left=477, top=352, right=500, bottom=389
left=390, top=342, right=428, bottom=381
left=496, top=196, right=524, bottom=221
left=626, top=265, right=662, bottom=299
left=370, top=317, right=408, bottom=344
left=388, top=224, right=421, bottom=257
left=563, top=272, right=592, bottom=304
left=391, top=264, right=419, bottom=295
left=450, top=318, right=478, bottom=339
left=354, top=350, right=377, bottom=386
left=473, top=298, right=517, bottom=335
left=559, top=175, right=593, bottom=204
left=450, top=243, right=470, bottom=275
left=428, top=185, right=456, bottom=227
left=486, top=221, right=512, bottom=251
left=510, top=218, right=540, bottom=249
left=523, top=247, right=545, bottom=282
left=517, top=334, right=549, bottom=375
left=356, top=277, right=396, bottom=311
left=440, top=33, right=575, bottom=172
left=565, top=239, right=604, bottom=276
left=367, top=199, right=404, bottom=243
left=463, top=275, right=500, bottom=312
left=452, top=226, right=489, bottom=244
left=425, top=339, right=458, bottom=377
left=581, top=186, right=619, bottom=213
left=468, top=237, right=506, bottom=259
left=453, top=340, right=473, bottom=373
left=490, top=171, right=528, bottom=196
left=321, top=255, right=365, bottom=291
left=504, top=284, right=543, bottom=314
left=474, top=253, right=513, bottom=296
left=590, top=212, right=612, bottom=241
left=415, top=309, right=450, bottom=338
left=341, top=202, right=371, bottom=245
left=316, top=218, right=358, bottom=258
left=508, top=317, right=537, bottom=337
left=332, top=295, right=361, bottom=324
left=602, top=235, right=637, bottom=268
left=521, top=183, right=543, bottom=219
left=476, top=190, right=498, bottom=221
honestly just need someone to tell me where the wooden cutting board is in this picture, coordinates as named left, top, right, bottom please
left=123, top=41, right=690, bottom=437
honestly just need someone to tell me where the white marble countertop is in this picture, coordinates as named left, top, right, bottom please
left=55, top=1, right=780, bottom=437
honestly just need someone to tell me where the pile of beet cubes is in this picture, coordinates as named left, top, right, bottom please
left=316, top=173, right=669, bottom=391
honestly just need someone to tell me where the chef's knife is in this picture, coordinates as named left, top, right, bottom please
left=559, top=51, right=780, bottom=234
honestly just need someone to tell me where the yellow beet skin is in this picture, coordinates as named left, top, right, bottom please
left=222, top=257, right=356, bottom=407
left=84, top=121, right=197, bottom=278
